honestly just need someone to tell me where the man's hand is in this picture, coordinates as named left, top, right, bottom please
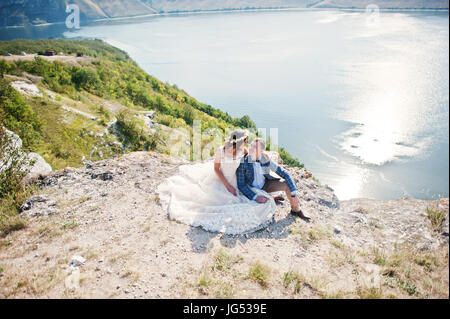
left=255, top=195, right=268, bottom=203
left=226, top=184, right=237, bottom=196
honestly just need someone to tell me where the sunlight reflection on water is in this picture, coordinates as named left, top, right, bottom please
left=61, top=10, right=449, bottom=199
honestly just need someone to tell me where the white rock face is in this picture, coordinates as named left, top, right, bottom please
left=4, top=128, right=22, bottom=150
left=10, top=80, right=43, bottom=97
left=69, top=255, right=86, bottom=267
left=25, top=152, right=53, bottom=180
left=1, top=129, right=23, bottom=172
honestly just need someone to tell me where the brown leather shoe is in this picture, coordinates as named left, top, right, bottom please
left=291, top=209, right=311, bottom=222
left=273, top=195, right=285, bottom=202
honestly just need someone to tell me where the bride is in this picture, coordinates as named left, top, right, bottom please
left=157, top=129, right=276, bottom=234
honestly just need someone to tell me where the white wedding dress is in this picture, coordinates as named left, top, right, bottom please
left=157, top=148, right=276, bottom=234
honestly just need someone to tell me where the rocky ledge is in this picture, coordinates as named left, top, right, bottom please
left=0, top=151, right=448, bottom=299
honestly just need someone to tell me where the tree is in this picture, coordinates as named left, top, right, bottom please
left=182, top=106, right=195, bottom=126
left=235, top=115, right=256, bottom=129
left=71, top=66, right=101, bottom=91
left=0, top=59, right=11, bottom=78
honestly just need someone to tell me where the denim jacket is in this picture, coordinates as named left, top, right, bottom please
left=236, top=153, right=298, bottom=200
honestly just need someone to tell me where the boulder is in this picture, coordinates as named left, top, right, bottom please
left=69, top=255, right=86, bottom=267
left=1, top=128, right=52, bottom=181
left=25, top=152, right=52, bottom=180
left=91, top=171, right=114, bottom=181
left=19, top=195, right=57, bottom=217
left=4, top=128, right=22, bottom=150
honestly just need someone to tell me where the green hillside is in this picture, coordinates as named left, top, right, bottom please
left=0, top=39, right=302, bottom=169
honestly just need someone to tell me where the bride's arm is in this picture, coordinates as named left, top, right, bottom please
left=214, top=148, right=237, bottom=196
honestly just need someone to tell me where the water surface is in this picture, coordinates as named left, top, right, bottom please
left=2, top=9, right=448, bottom=200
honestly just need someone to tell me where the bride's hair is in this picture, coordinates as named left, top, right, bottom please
left=224, top=129, right=249, bottom=151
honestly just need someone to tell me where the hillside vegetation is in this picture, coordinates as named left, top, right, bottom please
left=0, top=38, right=302, bottom=234
left=0, top=39, right=302, bottom=166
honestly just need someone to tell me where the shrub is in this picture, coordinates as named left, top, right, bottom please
left=71, top=66, right=102, bottom=92
left=115, top=111, right=158, bottom=151
left=182, top=106, right=195, bottom=126
left=278, top=147, right=304, bottom=168
left=426, top=207, right=447, bottom=232
left=0, top=118, right=32, bottom=235
left=0, top=59, right=11, bottom=78
left=234, top=115, right=256, bottom=129
left=248, top=262, right=271, bottom=288
left=0, top=78, right=41, bottom=149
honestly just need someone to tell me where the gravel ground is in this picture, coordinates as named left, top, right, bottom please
left=0, top=151, right=448, bottom=299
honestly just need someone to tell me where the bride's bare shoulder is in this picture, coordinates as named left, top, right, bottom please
left=214, top=146, right=224, bottom=163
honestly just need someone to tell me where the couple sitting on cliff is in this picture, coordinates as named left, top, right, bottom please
left=157, top=129, right=310, bottom=235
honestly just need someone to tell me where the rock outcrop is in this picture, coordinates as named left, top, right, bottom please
left=1, top=128, right=52, bottom=181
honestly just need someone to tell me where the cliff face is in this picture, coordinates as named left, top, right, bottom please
left=0, top=0, right=155, bottom=27
left=0, top=0, right=67, bottom=26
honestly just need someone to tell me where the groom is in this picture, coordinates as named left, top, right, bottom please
left=236, top=138, right=310, bottom=221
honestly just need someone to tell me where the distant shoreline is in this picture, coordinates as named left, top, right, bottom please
left=1, top=6, right=448, bottom=30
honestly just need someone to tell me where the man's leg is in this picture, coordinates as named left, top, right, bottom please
left=262, top=179, right=289, bottom=193
left=262, top=179, right=310, bottom=221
